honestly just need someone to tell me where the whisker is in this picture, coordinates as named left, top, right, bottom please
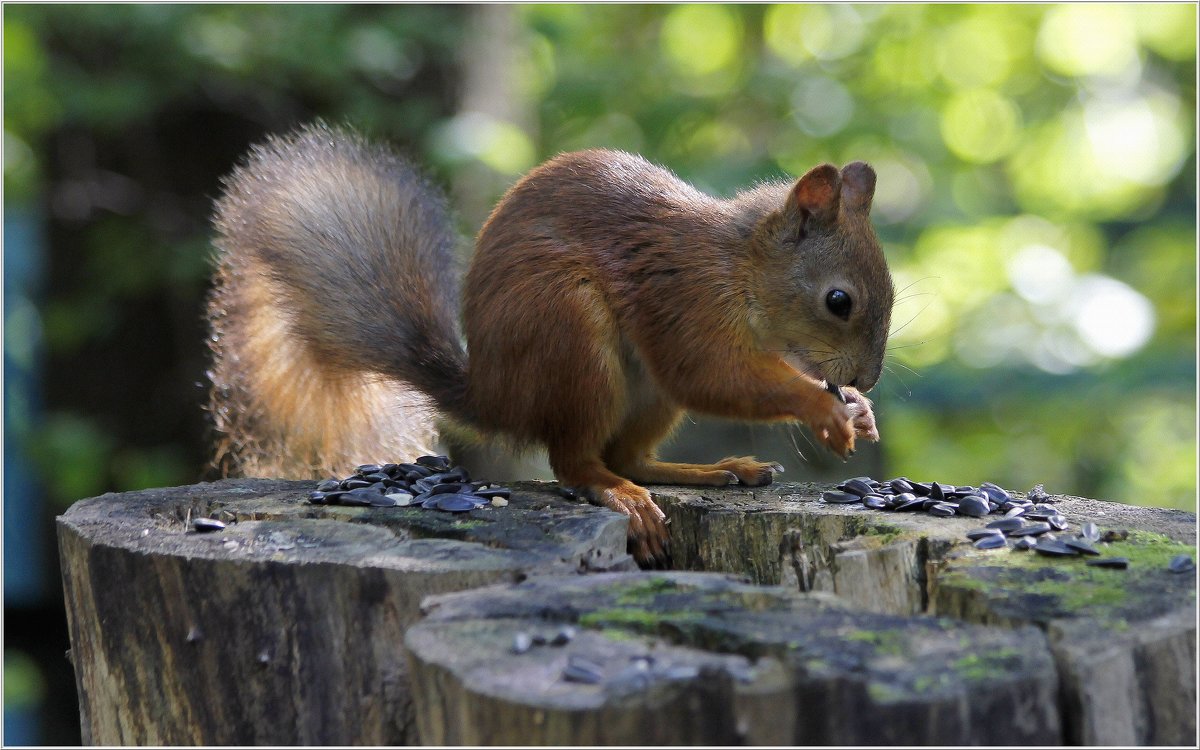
left=797, top=423, right=819, bottom=455
left=886, top=340, right=928, bottom=352
left=885, top=360, right=923, bottom=378
left=893, top=291, right=935, bottom=305
left=786, top=424, right=807, bottom=463
left=880, top=365, right=913, bottom=399
left=894, top=275, right=940, bottom=299
left=888, top=299, right=933, bottom=338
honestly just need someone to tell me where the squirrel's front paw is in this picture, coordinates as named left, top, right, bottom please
left=804, top=392, right=855, bottom=458
left=842, top=387, right=879, bottom=442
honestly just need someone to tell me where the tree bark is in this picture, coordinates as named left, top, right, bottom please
left=58, top=477, right=1196, bottom=744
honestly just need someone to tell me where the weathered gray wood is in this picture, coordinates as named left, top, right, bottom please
left=659, top=483, right=1198, bottom=746
left=57, top=478, right=631, bottom=744
left=406, top=572, right=1061, bottom=745
left=928, top=529, right=1198, bottom=746
left=58, top=477, right=1196, bottom=745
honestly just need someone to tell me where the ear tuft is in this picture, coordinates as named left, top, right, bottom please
left=787, top=164, right=841, bottom=227
left=840, top=161, right=876, bottom=212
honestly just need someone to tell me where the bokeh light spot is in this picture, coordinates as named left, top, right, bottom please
left=940, top=89, right=1021, bottom=163
left=660, top=5, right=742, bottom=77
left=1037, top=5, right=1138, bottom=78
left=790, top=76, right=853, bottom=137
left=1069, top=275, right=1156, bottom=358
left=937, top=16, right=1013, bottom=89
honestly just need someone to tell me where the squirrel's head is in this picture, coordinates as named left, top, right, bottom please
left=752, top=161, right=894, bottom=393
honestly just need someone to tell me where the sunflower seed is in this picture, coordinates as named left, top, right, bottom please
left=1087, top=557, right=1129, bottom=569
left=822, top=491, right=861, bottom=504
left=862, top=495, right=888, bottom=510
left=1008, top=522, right=1053, bottom=537
left=1168, top=554, right=1195, bottom=574
left=428, top=482, right=474, bottom=496
left=416, top=455, right=451, bottom=471
left=340, top=488, right=377, bottom=506
left=957, top=496, right=990, bottom=518
left=192, top=517, right=226, bottom=533
left=512, top=632, right=533, bottom=654
left=986, top=517, right=1026, bottom=532
left=967, top=528, right=1005, bottom=541
left=974, top=534, right=1007, bottom=550
left=563, top=655, right=605, bottom=684
left=980, top=482, right=1011, bottom=504
left=1048, top=515, right=1070, bottom=531
left=1063, top=538, right=1100, bottom=555
left=840, top=478, right=875, bottom=497
left=825, top=380, right=846, bottom=403
left=550, top=626, right=576, bottom=646
left=1034, top=538, right=1078, bottom=557
left=435, top=494, right=484, bottom=512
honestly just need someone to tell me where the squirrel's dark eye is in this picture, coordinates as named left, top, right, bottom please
left=826, top=289, right=852, bottom=320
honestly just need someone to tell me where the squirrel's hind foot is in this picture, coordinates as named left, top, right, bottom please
left=579, top=481, right=671, bottom=569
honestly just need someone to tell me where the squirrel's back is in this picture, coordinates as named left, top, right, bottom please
left=207, top=124, right=469, bottom=478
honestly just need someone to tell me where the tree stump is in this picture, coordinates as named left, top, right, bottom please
left=406, top=572, right=1061, bottom=745
left=58, top=477, right=1196, bottom=745
left=56, top=478, right=630, bottom=744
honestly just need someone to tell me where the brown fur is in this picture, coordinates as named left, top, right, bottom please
left=463, top=150, right=893, bottom=564
left=207, top=124, right=463, bottom=478
left=207, top=127, right=894, bottom=565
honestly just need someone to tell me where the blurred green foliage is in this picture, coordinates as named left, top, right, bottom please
left=3, top=649, right=46, bottom=708
left=4, top=3, right=1196, bottom=511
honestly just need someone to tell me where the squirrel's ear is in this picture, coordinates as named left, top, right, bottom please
left=787, top=163, right=841, bottom=229
left=840, top=161, right=876, bottom=213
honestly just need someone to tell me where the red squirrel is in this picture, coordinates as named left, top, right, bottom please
left=207, top=124, right=893, bottom=566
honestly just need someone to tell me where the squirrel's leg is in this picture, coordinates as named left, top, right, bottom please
left=507, top=280, right=670, bottom=568
left=549, top=444, right=670, bottom=568
left=662, top=350, right=856, bottom=457
left=603, top=395, right=783, bottom=488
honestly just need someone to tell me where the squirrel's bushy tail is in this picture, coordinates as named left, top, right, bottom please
left=206, top=124, right=471, bottom=478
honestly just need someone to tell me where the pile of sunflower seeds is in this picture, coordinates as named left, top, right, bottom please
left=307, top=455, right=511, bottom=513
left=827, top=476, right=1193, bottom=571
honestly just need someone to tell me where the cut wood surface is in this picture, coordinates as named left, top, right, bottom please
left=58, top=476, right=1196, bottom=745
left=407, top=572, right=1061, bottom=745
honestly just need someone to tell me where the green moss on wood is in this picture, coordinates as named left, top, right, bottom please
left=844, top=629, right=907, bottom=657
left=938, top=530, right=1196, bottom=623
left=578, top=607, right=703, bottom=631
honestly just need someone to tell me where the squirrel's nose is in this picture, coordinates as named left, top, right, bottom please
left=848, top=378, right=859, bottom=388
